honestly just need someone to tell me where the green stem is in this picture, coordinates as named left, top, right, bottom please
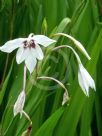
left=22, top=111, right=32, bottom=125
left=23, top=65, right=27, bottom=90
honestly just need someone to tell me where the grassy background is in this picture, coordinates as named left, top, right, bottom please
left=0, top=0, right=102, bottom=136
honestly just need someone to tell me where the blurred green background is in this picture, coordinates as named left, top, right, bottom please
left=0, top=0, right=102, bottom=136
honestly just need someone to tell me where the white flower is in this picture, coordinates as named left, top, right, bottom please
left=53, top=45, right=96, bottom=96
left=13, top=90, right=25, bottom=117
left=78, top=63, right=96, bottom=96
left=0, top=33, right=56, bottom=73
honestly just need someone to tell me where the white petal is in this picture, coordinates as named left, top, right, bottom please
left=78, top=69, right=89, bottom=96
left=16, top=47, right=30, bottom=64
left=78, top=64, right=96, bottom=96
left=25, top=54, right=37, bottom=74
left=0, top=38, right=26, bottom=53
left=80, top=65, right=96, bottom=91
left=33, top=35, right=56, bottom=47
left=31, top=44, right=44, bottom=60
left=28, top=33, right=34, bottom=38
left=13, top=90, right=25, bottom=117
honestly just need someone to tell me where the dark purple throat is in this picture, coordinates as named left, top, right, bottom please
left=30, top=40, right=36, bottom=48
left=23, top=40, right=36, bottom=49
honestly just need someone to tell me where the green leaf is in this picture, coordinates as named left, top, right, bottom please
left=35, top=107, right=64, bottom=136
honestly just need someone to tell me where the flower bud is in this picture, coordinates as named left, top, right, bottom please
left=13, top=90, right=25, bottom=117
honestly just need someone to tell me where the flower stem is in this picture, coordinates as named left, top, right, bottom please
left=52, top=45, right=82, bottom=64
left=21, top=111, right=32, bottom=136
left=37, top=76, right=69, bottom=105
left=23, top=64, right=27, bottom=90
left=22, top=110, right=32, bottom=125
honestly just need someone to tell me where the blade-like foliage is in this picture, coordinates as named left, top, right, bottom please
left=0, top=0, right=102, bottom=136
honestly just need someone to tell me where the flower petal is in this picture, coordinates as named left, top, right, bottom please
left=25, top=54, right=37, bottom=74
left=16, top=47, right=30, bottom=64
left=31, top=44, right=44, bottom=60
left=78, top=68, right=89, bottom=96
left=33, top=35, right=56, bottom=47
left=78, top=64, right=96, bottom=96
left=0, top=38, right=26, bottom=53
left=13, top=90, right=25, bottom=117
left=80, top=65, right=96, bottom=91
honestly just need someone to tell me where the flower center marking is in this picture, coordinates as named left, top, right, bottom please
left=23, top=40, right=36, bottom=49
left=30, top=40, right=36, bottom=48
